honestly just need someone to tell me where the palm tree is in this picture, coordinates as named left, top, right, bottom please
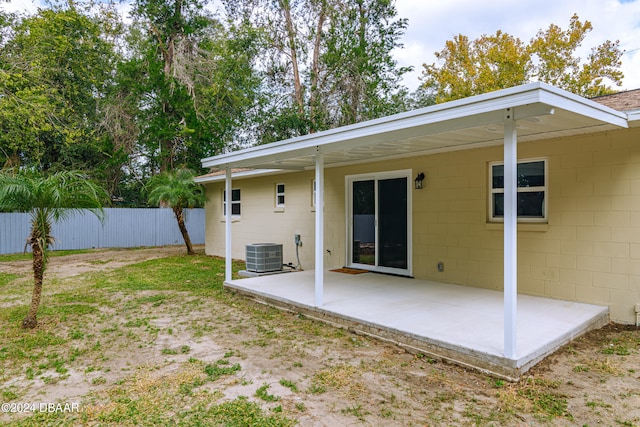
left=0, top=170, right=106, bottom=329
left=146, top=168, right=205, bottom=255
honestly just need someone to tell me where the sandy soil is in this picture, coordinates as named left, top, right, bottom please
left=0, top=246, right=188, bottom=278
left=1, top=247, right=639, bottom=426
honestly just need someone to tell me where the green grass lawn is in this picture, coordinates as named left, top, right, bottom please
left=1, top=251, right=638, bottom=426
left=0, top=254, right=294, bottom=427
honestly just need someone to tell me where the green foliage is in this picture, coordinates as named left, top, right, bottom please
left=423, top=31, right=529, bottom=102
left=496, top=377, right=573, bottom=421
left=602, top=344, right=631, bottom=356
left=0, top=169, right=107, bottom=260
left=145, top=168, right=205, bottom=254
left=94, top=254, right=231, bottom=295
left=0, top=272, right=18, bottom=287
left=0, top=0, right=410, bottom=197
left=126, top=0, right=262, bottom=171
left=0, top=169, right=107, bottom=327
left=423, top=14, right=623, bottom=102
left=528, top=14, right=624, bottom=97
left=1, top=3, right=628, bottom=208
left=518, top=386, right=570, bottom=419
left=0, top=169, right=106, bottom=214
left=0, top=73, right=54, bottom=168
left=255, top=383, right=280, bottom=402
left=279, top=379, right=298, bottom=392
left=249, top=0, right=411, bottom=143
left=319, top=0, right=412, bottom=126
left=207, top=398, right=295, bottom=427
left=203, top=359, right=241, bottom=381
left=0, top=1, right=260, bottom=201
left=146, top=169, right=205, bottom=209
left=0, top=4, right=121, bottom=177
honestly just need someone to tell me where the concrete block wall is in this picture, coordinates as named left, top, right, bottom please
left=203, top=126, right=640, bottom=323
left=205, top=172, right=322, bottom=270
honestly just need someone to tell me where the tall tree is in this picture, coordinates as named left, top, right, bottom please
left=528, top=14, right=624, bottom=97
left=422, top=14, right=624, bottom=103
left=240, top=0, right=410, bottom=143
left=0, top=170, right=107, bottom=329
left=128, top=0, right=262, bottom=172
left=0, top=4, right=119, bottom=169
left=321, top=0, right=411, bottom=126
left=146, top=168, right=205, bottom=255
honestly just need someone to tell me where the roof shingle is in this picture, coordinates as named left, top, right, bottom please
left=591, top=88, right=640, bottom=111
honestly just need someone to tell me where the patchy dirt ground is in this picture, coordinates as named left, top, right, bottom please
left=0, top=246, right=188, bottom=278
left=1, top=247, right=639, bottom=426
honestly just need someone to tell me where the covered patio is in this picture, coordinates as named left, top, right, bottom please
left=225, top=270, right=608, bottom=379
left=200, top=83, right=627, bottom=378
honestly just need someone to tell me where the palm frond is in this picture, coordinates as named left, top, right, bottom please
left=146, top=168, right=206, bottom=210
left=0, top=169, right=108, bottom=257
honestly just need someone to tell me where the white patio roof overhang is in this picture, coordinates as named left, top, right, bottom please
left=199, top=82, right=629, bottom=361
left=199, top=82, right=628, bottom=175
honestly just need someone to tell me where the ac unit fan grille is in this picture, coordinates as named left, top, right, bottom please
left=246, top=243, right=283, bottom=273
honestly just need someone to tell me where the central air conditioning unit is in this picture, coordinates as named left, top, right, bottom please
left=246, top=243, right=283, bottom=273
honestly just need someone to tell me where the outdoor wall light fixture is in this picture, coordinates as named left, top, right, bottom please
left=414, top=172, right=425, bottom=190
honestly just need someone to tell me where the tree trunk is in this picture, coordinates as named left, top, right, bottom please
left=281, top=0, right=304, bottom=115
left=309, top=2, right=327, bottom=132
left=173, top=207, right=194, bottom=255
left=348, top=0, right=366, bottom=124
left=3, top=151, right=20, bottom=169
left=22, top=238, right=44, bottom=329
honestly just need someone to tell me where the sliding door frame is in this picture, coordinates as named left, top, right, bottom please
left=345, top=169, right=413, bottom=277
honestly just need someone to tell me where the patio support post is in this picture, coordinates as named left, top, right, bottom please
left=225, top=167, right=232, bottom=283
left=315, top=150, right=324, bottom=307
left=503, top=108, right=518, bottom=359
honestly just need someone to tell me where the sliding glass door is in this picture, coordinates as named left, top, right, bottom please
left=347, top=170, right=411, bottom=276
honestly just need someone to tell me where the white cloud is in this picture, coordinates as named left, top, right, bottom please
left=1, top=0, right=41, bottom=15
left=395, top=0, right=640, bottom=91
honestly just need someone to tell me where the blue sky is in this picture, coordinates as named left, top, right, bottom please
left=4, top=0, right=640, bottom=91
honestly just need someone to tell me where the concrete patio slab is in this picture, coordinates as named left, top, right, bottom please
left=225, top=270, right=608, bottom=379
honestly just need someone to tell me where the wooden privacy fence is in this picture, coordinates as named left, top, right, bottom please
left=0, top=208, right=205, bottom=255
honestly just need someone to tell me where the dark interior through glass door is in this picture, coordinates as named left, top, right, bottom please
left=352, top=180, right=375, bottom=266
left=351, top=177, right=408, bottom=270
left=378, top=177, right=408, bottom=269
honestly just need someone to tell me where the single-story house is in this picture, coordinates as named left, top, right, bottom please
left=196, top=83, right=640, bottom=378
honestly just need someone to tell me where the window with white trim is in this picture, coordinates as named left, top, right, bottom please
left=275, top=183, right=285, bottom=208
left=311, top=180, right=316, bottom=208
left=489, top=159, right=547, bottom=222
left=223, top=189, right=241, bottom=216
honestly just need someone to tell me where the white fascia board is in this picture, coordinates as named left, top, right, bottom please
left=201, top=83, right=628, bottom=169
left=627, top=110, right=640, bottom=126
left=200, top=84, right=539, bottom=169
left=536, top=83, right=628, bottom=128
left=194, top=169, right=287, bottom=184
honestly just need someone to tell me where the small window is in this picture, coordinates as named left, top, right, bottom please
left=223, top=189, right=241, bottom=216
left=489, top=159, right=546, bottom=222
left=275, top=183, right=285, bottom=208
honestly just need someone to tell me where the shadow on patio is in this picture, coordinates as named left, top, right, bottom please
left=225, top=269, right=608, bottom=380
